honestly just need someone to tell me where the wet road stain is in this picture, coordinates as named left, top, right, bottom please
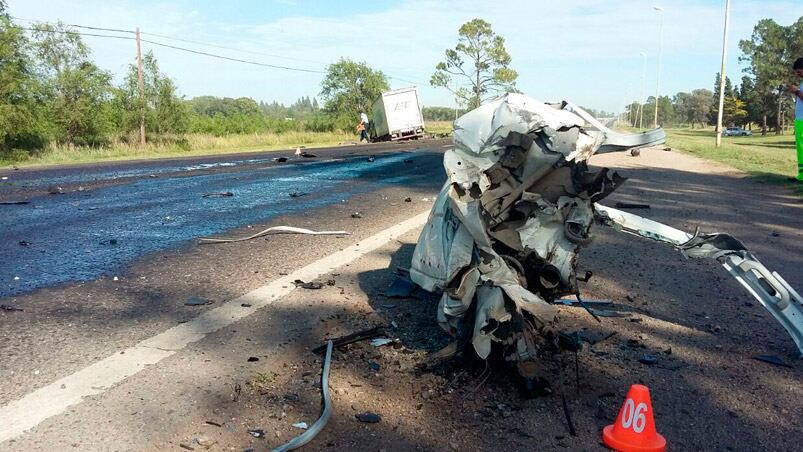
left=1, top=152, right=442, bottom=298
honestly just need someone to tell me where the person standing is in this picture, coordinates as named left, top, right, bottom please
left=789, top=57, right=803, bottom=182
left=359, top=112, right=370, bottom=143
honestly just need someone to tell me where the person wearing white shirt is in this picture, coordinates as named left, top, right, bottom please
left=788, top=57, right=803, bottom=182
left=359, top=112, right=370, bottom=143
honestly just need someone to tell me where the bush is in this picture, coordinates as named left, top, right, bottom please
left=0, top=148, right=31, bottom=163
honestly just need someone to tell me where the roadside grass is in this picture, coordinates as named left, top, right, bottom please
left=661, top=127, right=801, bottom=194
left=0, top=131, right=355, bottom=169
left=427, top=120, right=454, bottom=137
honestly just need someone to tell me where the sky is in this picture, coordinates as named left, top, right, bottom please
left=6, top=0, right=801, bottom=113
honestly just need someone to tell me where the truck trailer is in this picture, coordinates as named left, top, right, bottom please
left=369, top=87, right=425, bottom=141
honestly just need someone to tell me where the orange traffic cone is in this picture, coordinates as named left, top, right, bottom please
left=602, top=384, right=666, bottom=452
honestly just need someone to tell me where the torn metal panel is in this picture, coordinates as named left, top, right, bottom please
left=595, top=203, right=803, bottom=355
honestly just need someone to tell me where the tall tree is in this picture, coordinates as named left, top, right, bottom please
left=0, top=14, right=45, bottom=154
left=319, top=58, right=388, bottom=122
left=430, top=18, right=518, bottom=109
left=117, top=51, right=187, bottom=135
left=739, top=17, right=803, bottom=134
left=32, top=22, right=112, bottom=147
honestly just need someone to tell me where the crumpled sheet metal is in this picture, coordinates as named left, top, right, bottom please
left=410, top=93, right=665, bottom=365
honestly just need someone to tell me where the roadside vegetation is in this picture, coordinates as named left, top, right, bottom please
left=0, top=2, right=393, bottom=168
left=663, top=128, right=799, bottom=185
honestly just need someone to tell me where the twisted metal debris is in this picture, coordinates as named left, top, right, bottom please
left=409, top=93, right=803, bottom=378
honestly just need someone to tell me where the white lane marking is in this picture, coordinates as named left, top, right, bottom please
left=0, top=210, right=430, bottom=444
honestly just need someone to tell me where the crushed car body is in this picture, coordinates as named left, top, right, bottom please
left=408, top=93, right=803, bottom=378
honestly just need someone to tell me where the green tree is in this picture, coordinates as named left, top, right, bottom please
left=0, top=14, right=46, bottom=156
left=644, top=96, right=675, bottom=126
left=430, top=18, right=518, bottom=109
left=117, top=51, right=187, bottom=135
left=319, top=58, right=388, bottom=124
left=739, top=17, right=803, bottom=134
left=674, top=89, right=712, bottom=127
left=32, top=23, right=113, bottom=147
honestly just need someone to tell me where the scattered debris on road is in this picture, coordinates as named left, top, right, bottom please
left=199, top=226, right=350, bottom=244
left=293, top=280, right=323, bottom=290
left=202, top=192, right=234, bottom=198
left=614, top=202, right=651, bottom=209
left=248, top=429, right=265, bottom=438
left=185, top=297, right=214, bottom=306
left=294, top=147, right=317, bottom=158
left=18, top=240, right=31, bottom=247
left=0, top=304, right=24, bottom=312
left=369, top=338, right=394, bottom=347
left=47, top=185, right=64, bottom=194
left=355, top=412, right=381, bottom=423
left=289, top=191, right=308, bottom=198
left=312, top=326, right=385, bottom=354
left=351, top=212, right=362, bottom=218
left=753, top=354, right=793, bottom=368
left=639, top=355, right=659, bottom=365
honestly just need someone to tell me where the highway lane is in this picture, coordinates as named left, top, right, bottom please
left=0, top=140, right=449, bottom=298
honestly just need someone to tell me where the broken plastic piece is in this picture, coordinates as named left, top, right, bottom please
left=202, top=192, right=233, bottom=198
left=369, top=338, right=393, bottom=347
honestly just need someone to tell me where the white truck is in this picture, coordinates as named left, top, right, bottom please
left=369, top=87, right=425, bottom=141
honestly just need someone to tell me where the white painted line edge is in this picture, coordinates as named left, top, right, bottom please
left=0, top=210, right=431, bottom=444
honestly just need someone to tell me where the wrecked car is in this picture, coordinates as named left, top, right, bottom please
left=408, top=93, right=803, bottom=382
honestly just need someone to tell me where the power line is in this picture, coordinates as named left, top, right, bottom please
left=13, top=16, right=428, bottom=84
left=140, top=31, right=326, bottom=66
left=18, top=25, right=323, bottom=73
left=139, top=38, right=325, bottom=73
left=12, top=16, right=135, bottom=34
left=20, top=27, right=136, bottom=41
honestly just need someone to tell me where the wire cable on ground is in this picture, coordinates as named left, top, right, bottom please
left=198, top=226, right=350, bottom=244
left=272, top=340, right=333, bottom=452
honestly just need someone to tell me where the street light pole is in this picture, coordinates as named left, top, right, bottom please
left=715, top=0, right=731, bottom=147
left=639, top=51, right=646, bottom=129
left=653, top=6, right=664, bottom=128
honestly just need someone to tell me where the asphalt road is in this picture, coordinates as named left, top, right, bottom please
left=0, top=139, right=450, bottom=297
left=1, top=141, right=802, bottom=451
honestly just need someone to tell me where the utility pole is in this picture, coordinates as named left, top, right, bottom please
left=715, top=0, right=730, bottom=147
left=653, top=6, right=664, bottom=128
left=639, top=51, right=646, bottom=129
left=136, top=27, right=146, bottom=146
